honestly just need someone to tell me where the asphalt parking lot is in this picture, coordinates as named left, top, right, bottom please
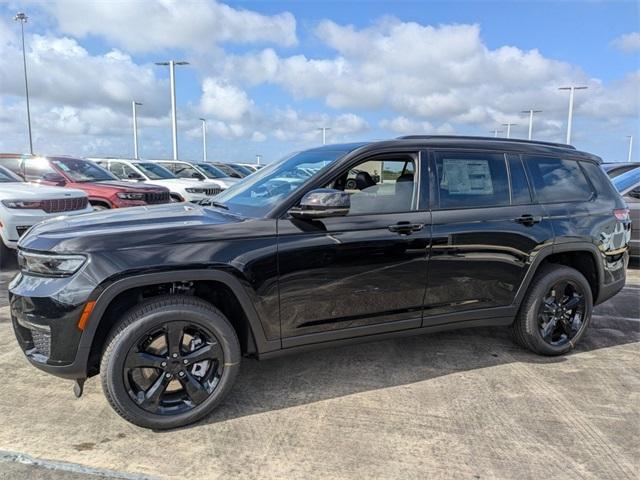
left=0, top=267, right=638, bottom=480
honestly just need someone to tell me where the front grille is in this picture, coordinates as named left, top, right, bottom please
left=41, top=197, right=88, bottom=213
left=204, top=187, right=221, bottom=196
left=144, top=191, right=171, bottom=204
left=31, top=329, right=51, bottom=358
left=16, top=226, right=30, bottom=237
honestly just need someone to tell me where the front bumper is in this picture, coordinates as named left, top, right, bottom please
left=9, top=270, right=95, bottom=379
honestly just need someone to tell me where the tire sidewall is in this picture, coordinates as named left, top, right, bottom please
left=525, top=267, right=593, bottom=355
left=103, top=303, right=240, bottom=429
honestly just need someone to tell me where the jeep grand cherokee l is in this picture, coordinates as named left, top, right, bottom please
left=0, top=155, right=171, bottom=209
left=9, top=136, right=630, bottom=429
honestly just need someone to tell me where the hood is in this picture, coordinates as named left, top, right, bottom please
left=144, top=178, right=224, bottom=190
left=19, top=202, right=248, bottom=253
left=0, top=183, right=86, bottom=199
left=77, top=180, right=169, bottom=192
left=211, top=177, right=239, bottom=189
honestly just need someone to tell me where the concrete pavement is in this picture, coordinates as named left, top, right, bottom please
left=0, top=268, right=638, bottom=479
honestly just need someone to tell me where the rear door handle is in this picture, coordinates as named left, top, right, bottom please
left=388, top=222, right=424, bottom=235
left=515, top=214, right=542, bottom=226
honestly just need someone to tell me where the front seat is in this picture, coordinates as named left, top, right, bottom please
left=355, top=171, right=376, bottom=190
left=393, top=173, right=414, bottom=210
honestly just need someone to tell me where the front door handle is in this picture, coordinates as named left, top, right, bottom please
left=388, top=222, right=424, bottom=235
left=515, top=214, right=542, bottom=226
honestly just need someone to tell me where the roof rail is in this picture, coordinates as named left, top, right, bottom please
left=396, top=135, right=576, bottom=150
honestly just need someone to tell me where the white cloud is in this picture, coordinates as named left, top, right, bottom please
left=34, top=0, right=297, bottom=53
left=611, top=32, right=640, bottom=52
left=199, top=78, right=254, bottom=121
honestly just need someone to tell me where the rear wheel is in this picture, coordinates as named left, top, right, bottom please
left=511, top=265, right=593, bottom=356
left=100, top=295, right=240, bottom=429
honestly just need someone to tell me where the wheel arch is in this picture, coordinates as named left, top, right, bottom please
left=513, top=242, right=604, bottom=311
left=81, top=269, right=279, bottom=377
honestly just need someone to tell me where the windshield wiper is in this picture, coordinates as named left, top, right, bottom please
left=204, top=200, right=229, bottom=210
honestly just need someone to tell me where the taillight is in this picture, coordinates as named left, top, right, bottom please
left=613, top=208, right=630, bottom=220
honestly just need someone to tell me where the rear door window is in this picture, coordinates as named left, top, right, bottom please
left=524, top=156, right=594, bottom=203
left=508, top=156, right=532, bottom=204
left=434, top=152, right=509, bottom=209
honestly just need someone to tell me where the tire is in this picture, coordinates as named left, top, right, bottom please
left=511, top=264, right=593, bottom=356
left=100, top=295, right=241, bottom=429
left=90, top=203, right=109, bottom=211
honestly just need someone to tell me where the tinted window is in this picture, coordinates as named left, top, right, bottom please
left=107, top=162, right=138, bottom=180
left=580, top=161, right=618, bottom=200
left=50, top=158, right=115, bottom=182
left=328, top=157, right=417, bottom=215
left=0, top=165, right=21, bottom=182
left=0, top=157, right=22, bottom=176
left=508, top=156, right=532, bottom=204
left=136, top=163, right=175, bottom=180
left=24, top=157, right=59, bottom=181
left=435, top=152, right=509, bottom=209
left=524, top=156, right=593, bottom=203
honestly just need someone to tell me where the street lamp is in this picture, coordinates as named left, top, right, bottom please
left=255, top=154, right=262, bottom=165
left=318, top=127, right=330, bottom=145
left=558, top=86, right=588, bottom=144
left=490, top=129, right=503, bottom=138
left=521, top=110, right=542, bottom=140
left=627, top=136, right=634, bottom=163
left=502, top=123, right=517, bottom=139
left=132, top=101, right=142, bottom=159
left=14, top=12, right=33, bottom=155
left=155, top=60, right=189, bottom=160
left=199, top=118, right=207, bottom=163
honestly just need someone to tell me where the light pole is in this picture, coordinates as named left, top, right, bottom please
left=502, top=123, right=517, bottom=139
left=132, top=101, right=142, bottom=159
left=521, top=109, right=542, bottom=140
left=559, top=86, right=588, bottom=144
left=155, top=60, right=189, bottom=160
left=318, top=127, right=330, bottom=145
left=490, top=129, right=503, bottom=138
left=14, top=12, right=33, bottom=155
left=255, top=154, right=262, bottom=165
left=627, top=136, right=634, bottom=163
left=199, top=118, right=207, bottom=162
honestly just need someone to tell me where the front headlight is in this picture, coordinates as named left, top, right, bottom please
left=18, top=251, right=87, bottom=277
left=2, top=200, right=43, bottom=209
left=185, top=188, right=203, bottom=194
left=116, top=192, right=145, bottom=200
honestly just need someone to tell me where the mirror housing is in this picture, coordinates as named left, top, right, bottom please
left=192, top=172, right=205, bottom=181
left=289, top=188, right=350, bottom=219
left=42, top=172, right=66, bottom=186
left=128, top=172, right=144, bottom=181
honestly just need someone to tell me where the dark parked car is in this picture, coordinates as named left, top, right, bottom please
left=609, top=166, right=640, bottom=259
left=10, top=136, right=631, bottom=429
left=0, top=155, right=171, bottom=210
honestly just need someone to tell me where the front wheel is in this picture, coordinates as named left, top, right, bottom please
left=511, top=264, right=593, bottom=356
left=100, top=295, right=240, bottom=429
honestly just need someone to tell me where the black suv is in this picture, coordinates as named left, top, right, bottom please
left=10, top=136, right=631, bottom=429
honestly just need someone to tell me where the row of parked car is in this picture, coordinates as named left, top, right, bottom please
left=0, top=153, right=261, bottom=266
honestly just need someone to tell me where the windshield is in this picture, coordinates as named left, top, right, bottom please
left=0, top=166, right=21, bottom=182
left=194, top=163, right=227, bottom=179
left=229, top=163, right=253, bottom=176
left=612, top=167, right=640, bottom=197
left=213, top=148, right=353, bottom=217
left=214, top=163, right=242, bottom=178
left=136, top=163, right=176, bottom=180
left=51, top=158, right=115, bottom=182
left=172, top=163, right=204, bottom=179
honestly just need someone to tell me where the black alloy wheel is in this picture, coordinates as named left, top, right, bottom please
left=123, top=321, right=223, bottom=415
left=511, top=264, right=593, bottom=356
left=537, top=280, right=586, bottom=346
left=101, top=295, right=240, bottom=429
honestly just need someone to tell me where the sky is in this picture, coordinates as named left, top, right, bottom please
left=0, top=0, right=638, bottom=164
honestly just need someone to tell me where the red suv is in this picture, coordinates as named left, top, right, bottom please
left=0, top=155, right=171, bottom=209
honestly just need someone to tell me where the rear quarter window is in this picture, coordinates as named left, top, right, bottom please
left=580, top=161, right=619, bottom=200
left=523, top=156, right=594, bottom=203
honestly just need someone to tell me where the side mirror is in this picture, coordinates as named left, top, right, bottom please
left=42, top=172, right=66, bottom=185
left=128, top=172, right=144, bottom=181
left=192, top=172, right=205, bottom=180
left=289, top=188, right=350, bottom=219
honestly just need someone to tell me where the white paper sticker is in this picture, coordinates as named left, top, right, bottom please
left=441, top=159, right=494, bottom=195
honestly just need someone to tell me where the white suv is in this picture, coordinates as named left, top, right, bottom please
left=0, top=165, right=91, bottom=267
left=152, top=160, right=239, bottom=190
left=93, top=159, right=225, bottom=203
